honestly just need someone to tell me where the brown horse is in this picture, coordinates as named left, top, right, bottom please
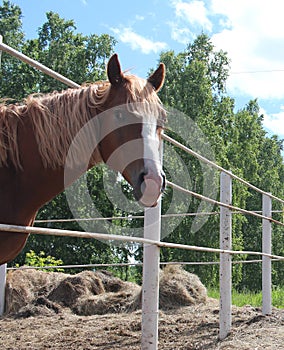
left=0, top=54, right=166, bottom=264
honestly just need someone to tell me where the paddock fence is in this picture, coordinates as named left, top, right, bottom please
left=0, top=37, right=284, bottom=349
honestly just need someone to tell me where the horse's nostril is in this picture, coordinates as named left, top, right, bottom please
left=161, top=173, right=166, bottom=192
left=140, top=170, right=166, bottom=192
left=137, top=170, right=165, bottom=207
left=139, top=171, right=147, bottom=184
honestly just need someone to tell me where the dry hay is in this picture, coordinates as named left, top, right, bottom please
left=5, top=268, right=67, bottom=316
left=3, top=267, right=284, bottom=349
left=1, top=300, right=284, bottom=349
left=159, top=264, right=207, bottom=309
left=4, top=265, right=207, bottom=318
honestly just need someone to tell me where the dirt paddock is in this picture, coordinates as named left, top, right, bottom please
left=0, top=267, right=283, bottom=349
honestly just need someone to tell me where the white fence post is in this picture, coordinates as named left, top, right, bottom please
left=141, top=140, right=163, bottom=350
left=219, top=171, right=232, bottom=340
left=142, top=204, right=161, bottom=350
left=262, top=193, right=272, bottom=315
left=0, top=264, right=7, bottom=316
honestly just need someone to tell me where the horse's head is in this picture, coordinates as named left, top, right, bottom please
left=98, top=54, right=166, bottom=207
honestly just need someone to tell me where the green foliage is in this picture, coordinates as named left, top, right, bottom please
left=155, top=34, right=284, bottom=291
left=15, top=250, right=64, bottom=272
left=0, top=0, right=24, bottom=47
left=156, top=34, right=236, bottom=287
left=208, top=286, right=284, bottom=309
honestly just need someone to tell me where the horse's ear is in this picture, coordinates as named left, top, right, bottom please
left=107, top=54, right=124, bottom=86
left=147, top=63, right=165, bottom=92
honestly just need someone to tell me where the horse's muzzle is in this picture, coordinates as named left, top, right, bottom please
left=136, top=170, right=166, bottom=207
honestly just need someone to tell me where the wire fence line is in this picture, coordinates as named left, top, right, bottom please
left=167, top=180, right=284, bottom=228
left=34, top=209, right=283, bottom=224
left=0, top=222, right=283, bottom=261
left=34, top=211, right=220, bottom=223
left=2, top=221, right=284, bottom=264
left=162, top=133, right=284, bottom=205
left=6, top=258, right=284, bottom=272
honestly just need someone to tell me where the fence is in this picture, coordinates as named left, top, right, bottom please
left=0, top=38, right=284, bottom=349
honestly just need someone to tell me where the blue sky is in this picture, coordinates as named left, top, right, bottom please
left=3, top=0, right=284, bottom=141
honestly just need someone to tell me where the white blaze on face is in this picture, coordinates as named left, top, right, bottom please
left=139, top=118, right=163, bottom=207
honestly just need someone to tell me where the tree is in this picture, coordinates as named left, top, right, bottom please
left=151, top=34, right=284, bottom=291
left=237, top=106, right=284, bottom=290
left=34, top=12, right=116, bottom=92
left=0, top=6, right=117, bottom=99
left=0, top=0, right=24, bottom=46
left=0, top=0, right=27, bottom=99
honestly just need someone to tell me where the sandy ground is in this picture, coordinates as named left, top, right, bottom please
left=1, top=299, right=284, bottom=350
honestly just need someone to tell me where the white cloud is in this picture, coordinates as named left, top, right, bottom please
left=135, top=15, right=145, bottom=21
left=111, top=27, right=167, bottom=54
left=169, top=23, right=193, bottom=44
left=169, top=1, right=284, bottom=100
left=209, top=0, right=284, bottom=99
left=167, top=1, right=284, bottom=141
left=261, top=107, right=284, bottom=138
left=172, top=0, right=212, bottom=31
left=169, top=0, right=213, bottom=43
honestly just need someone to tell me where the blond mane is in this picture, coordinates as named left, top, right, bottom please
left=0, top=75, right=165, bottom=170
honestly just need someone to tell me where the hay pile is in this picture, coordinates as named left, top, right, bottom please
left=4, top=265, right=207, bottom=318
left=159, top=265, right=207, bottom=308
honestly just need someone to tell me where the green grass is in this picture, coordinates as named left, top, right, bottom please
left=207, top=287, right=284, bottom=309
